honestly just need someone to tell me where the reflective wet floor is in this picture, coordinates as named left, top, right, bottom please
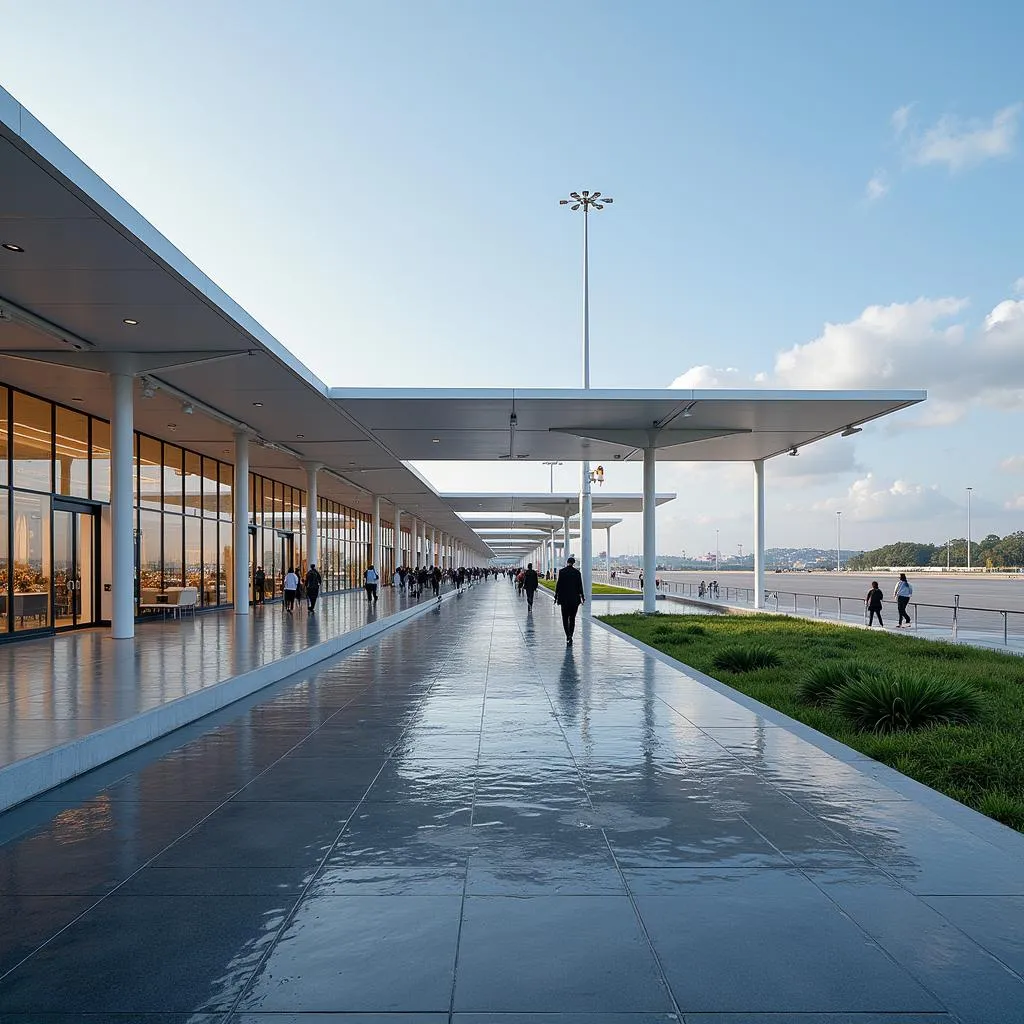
left=0, top=581, right=1022, bottom=1022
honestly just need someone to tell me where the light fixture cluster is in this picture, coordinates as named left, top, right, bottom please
left=140, top=377, right=157, bottom=399
left=2, top=242, right=24, bottom=253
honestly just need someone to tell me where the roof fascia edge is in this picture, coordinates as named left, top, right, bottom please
left=0, top=85, right=330, bottom=401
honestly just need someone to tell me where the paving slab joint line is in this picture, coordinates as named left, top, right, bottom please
left=593, top=614, right=1024, bottom=856
left=0, top=588, right=465, bottom=813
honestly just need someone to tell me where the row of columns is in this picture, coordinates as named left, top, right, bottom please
left=108, top=372, right=484, bottom=640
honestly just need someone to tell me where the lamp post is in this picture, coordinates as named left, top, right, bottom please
left=715, top=529, right=720, bottom=573
left=560, top=189, right=612, bottom=613
left=966, top=486, right=973, bottom=570
left=836, top=511, right=842, bottom=572
left=543, top=460, right=563, bottom=493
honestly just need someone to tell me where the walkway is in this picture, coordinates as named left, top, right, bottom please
left=0, top=581, right=1022, bottom=1021
left=0, top=585, right=457, bottom=808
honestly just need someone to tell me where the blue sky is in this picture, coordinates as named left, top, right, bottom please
left=4, top=1, right=1024, bottom=556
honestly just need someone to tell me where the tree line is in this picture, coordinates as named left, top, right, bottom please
left=845, top=532, right=1024, bottom=570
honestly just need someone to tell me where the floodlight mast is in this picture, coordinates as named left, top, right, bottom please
left=560, top=190, right=612, bottom=612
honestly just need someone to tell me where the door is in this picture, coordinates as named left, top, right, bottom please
left=279, top=532, right=295, bottom=584
left=53, top=504, right=98, bottom=629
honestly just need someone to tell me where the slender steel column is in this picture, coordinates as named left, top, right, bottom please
left=643, top=446, right=657, bottom=614
left=753, top=459, right=765, bottom=610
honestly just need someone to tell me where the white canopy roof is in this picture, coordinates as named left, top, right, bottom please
left=331, top=388, right=925, bottom=463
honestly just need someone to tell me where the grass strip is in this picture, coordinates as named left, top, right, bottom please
left=601, top=612, right=1024, bottom=832
left=539, top=579, right=637, bottom=595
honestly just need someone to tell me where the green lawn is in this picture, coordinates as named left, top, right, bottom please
left=539, top=579, right=637, bottom=595
left=601, top=612, right=1024, bottom=832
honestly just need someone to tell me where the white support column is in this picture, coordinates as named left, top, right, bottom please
left=643, top=446, right=657, bottom=614
left=563, top=514, right=571, bottom=564
left=581, top=467, right=593, bottom=615
left=430, top=527, right=437, bottom=566
left=233, top=429, right=250, bottom=617
left=304, top=462, right=320, bottom=569
left=408, top=516, right=418, bottom=565
left=372, top=496, right=381, bottom=568
left=110, top=372, right=135, bottom=638
left=754, top=458, right=766, bottom=610
left=606, top=526, right=612, bottom=582
left=393, top=508, right=402, bottom=571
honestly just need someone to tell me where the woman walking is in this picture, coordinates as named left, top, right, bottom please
left=865, top=580, right=884, bottom=627
left=283, top=566, right=299, bottom=613
left=893, top=573, right=913, bottom=627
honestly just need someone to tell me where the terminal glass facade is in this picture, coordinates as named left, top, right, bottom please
left=0, top=382, right=372, bottom=639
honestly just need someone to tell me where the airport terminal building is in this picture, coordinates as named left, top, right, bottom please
left=0, top=83, right=923, bottom=643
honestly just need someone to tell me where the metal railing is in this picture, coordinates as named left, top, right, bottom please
left=596, top=574, right=1024, bottom=646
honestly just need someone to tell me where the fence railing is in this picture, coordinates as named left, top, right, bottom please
left=596, top=573, right=1024, bottom=646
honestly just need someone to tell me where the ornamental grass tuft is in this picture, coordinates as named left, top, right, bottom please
left=712, top=644, right=781, bottom=673
left=797, top=660, right=866, bottom=705
left=833, top=670, right=983, bottom=733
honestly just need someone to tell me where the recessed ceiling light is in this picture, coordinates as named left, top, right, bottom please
left=432, top=438, right=440, bottom=443
left=122, top=318, right=139, bottom=326
left=2, top=242, right=25, bottom=253
left=71, top=397, right=84, bottom=403
left=296, top=433, right=305, bottom=439
left=167, top=423, right=177, bottom=430
left=223, top=449, right=231, bottom=454
left=252, top=401, right=263, bottom=407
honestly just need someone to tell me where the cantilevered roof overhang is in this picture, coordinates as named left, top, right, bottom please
left=0, top=85, right=491, bottom=556
left=444, top=493, right=675, bottom=516
left=330, top=388, right=926, bottom=463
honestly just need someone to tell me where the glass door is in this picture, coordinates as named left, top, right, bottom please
left=53, top=504, right=97, bottom=629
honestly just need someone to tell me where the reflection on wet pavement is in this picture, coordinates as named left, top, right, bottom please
left=0, top=582, right=1021, bottom=1021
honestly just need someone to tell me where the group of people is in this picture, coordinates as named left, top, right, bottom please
left=698, top=580, right=719, bottom=599
left=362, top=564, right=497, bottom=604
left=865, top=573, right=914, bottom=628
left=252, top=563, right=323, bottom=614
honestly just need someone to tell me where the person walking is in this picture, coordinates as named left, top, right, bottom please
left=254, top=565, right=265, bottom=604
left=364, top=564, right=379, bottom=603
left=305, top=563, right=322, bottom=612
left=865, top=580, right=884, bottom=627
left=893, top=572, right=913, bottom=627
left=283, top=566, right=299, bottom=614
left=431, top=564, right=442, bottom=602
left=522, top=562, right=539, bottom=610
left=554, top=555, right=585, bottom=645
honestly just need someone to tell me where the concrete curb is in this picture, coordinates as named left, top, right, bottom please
left=0, top=588, right=463, bottom=812
left=594, top=615, right=1024, bottom=857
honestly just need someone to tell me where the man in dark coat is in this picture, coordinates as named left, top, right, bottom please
left=522, top=562, right=540, bottom=610
left=305, top=563, right=322, bottom=612
left=554, top=555, right=585, bottom=645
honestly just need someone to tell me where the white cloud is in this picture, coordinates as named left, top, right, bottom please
left=668, top=365, right=747, bottom=388
left=1014, top=277, right=1024, bottom=295
left=891, top=103, right=914, bottom=137
left=669, top=286, right=1024, bottom=430
left=813, top=474, right=954, bottom=522
left=1005, top=495, right=1024, bottom=510
left=865, top=172, right=889, bottom=202
left=908, top=103, right=1022, bottom=172
left=1000, top=455, right=1024, bottom=474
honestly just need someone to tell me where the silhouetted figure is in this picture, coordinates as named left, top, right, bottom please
left=554, top=555, right=585, bottom=645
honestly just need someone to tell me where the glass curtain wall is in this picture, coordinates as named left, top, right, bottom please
left=0, top=380, right=376, bottom=636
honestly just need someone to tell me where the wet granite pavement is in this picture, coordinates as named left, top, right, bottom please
left=0, top=581, right=1021, bottom=1022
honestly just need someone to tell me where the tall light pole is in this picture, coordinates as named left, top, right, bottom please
left=543, top=460, right=563, bottom=493
left=560, top=189, right=612, bottom=613
left=966, top=486, right=973, bottom=570
left=715, top=529, right=720, bottom=573
left=836, top=511, right=842, bottom=572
